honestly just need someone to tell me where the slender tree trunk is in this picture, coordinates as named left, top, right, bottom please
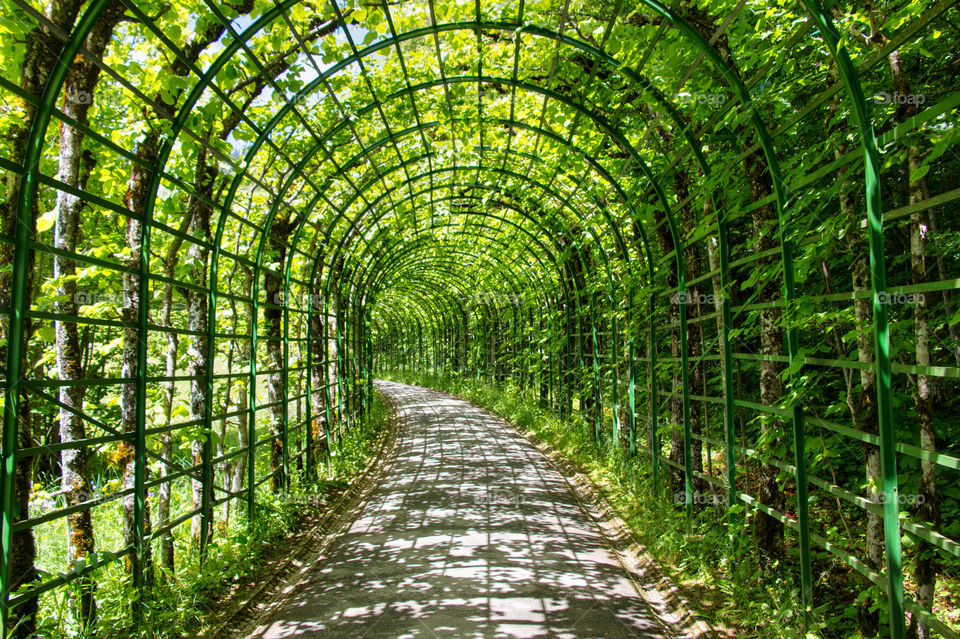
left=908, top=172, right=938, bottom=639
left=50, top=4, right=123, bottom=621
left=219, top=341, right=233, bottom=517
left=676, top=169, right=705, bottom=496
left=185, top=146, right=216, bottom=545
left=53, top=146, right=99, bottom=627
left=119, top=121, right=159, bottom=586
left=156, top=208, right=191, bottom=577
left=889, top=56, right=939, bottom=639
left=54, top=20, right=129, bottom=624
left=265, top=222, right=293, bottom=491
left=845, top=167, right=885, bottom=636
left=328, top=293, right=341, bottom=436
left=310, top=286, right=330, bottom=469
left=158, top=287, right=178, bottom=576
left=884, top=41, right=939, bottom=639
left=232, top=267, right=253, bottom=495
left=706, top=202, right=731, bottom=487
left=745, top=148, right=786, bottom=560
left=652, top=217, right=683, bottom=494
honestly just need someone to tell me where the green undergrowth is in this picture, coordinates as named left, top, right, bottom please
left=382, top=371, right=827, bottom=638
left=29, top=392, right=389, bottom=639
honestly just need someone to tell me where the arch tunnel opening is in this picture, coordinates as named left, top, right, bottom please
left=1, top=0, right=959, bottom=635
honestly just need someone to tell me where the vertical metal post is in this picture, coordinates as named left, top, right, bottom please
left=795, top=2, right=904, bottom=632
left=591, top=322, right=601, bottom=447
left=322, top=296, right=334, bottom=469
left=628, top=335, right=636, bottom=456
left=281, top=285, right=290, bottom=491
left=678, top=289, right=693, bottom=518
left=246, top=287, right=259, bottom=524
left=717, top=216, right=737, bottom=516
left=611, top=315, right=620, bottom=446
left=649, top=299, right=659, bottom=492
left=304, top=290, right=315, bottom=481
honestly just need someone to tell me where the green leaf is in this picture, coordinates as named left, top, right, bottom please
left=909, top=163, right=929, bottom=184
left=948, top=305, right=960, bottom=327
left=37, top=209, right=56, bottom=233
left=784, top=348, right=806, bottom=378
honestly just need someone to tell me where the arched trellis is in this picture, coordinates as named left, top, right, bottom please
left=2, top=0, right=957, bottom=636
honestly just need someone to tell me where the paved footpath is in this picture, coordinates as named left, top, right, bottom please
left=249, top=381, right=670, bottom=638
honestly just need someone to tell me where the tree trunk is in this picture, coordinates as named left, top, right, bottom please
left=328, top=293, right=341, bottom=436
left=53, top=146, right=98, bottom=627
left=119, top=124, right=159, bottom=581
left=650, top=203, right=683, bottom=495
left=265, top=222, right=293, bottom=491
left=908, top=167, right=938, bottom=639
left=745, top=148, right=786, bottom=560
left=185, top=146, right=217, bottom=545
left=676, top=169, right=705, bottom=497
left=886, top=42, right=939, bottom=639
left=0, top=2, right=87, bottom=633
left=232, top=267, right=253, bottom=496
left=310, top=286, right=330, bottom=469
left=158, top=301, right=177, bottom=576
left=156, top=207, right=193, bottom=578
left=50, top=10, right=124, bottom=624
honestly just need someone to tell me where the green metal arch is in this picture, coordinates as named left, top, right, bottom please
left=0, top=0, right=905, bottom=632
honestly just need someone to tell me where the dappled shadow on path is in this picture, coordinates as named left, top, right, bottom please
left=249, top=381, right=666, bottom=638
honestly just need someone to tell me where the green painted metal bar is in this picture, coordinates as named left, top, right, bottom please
left=794, top=1, right=904, bottom=633
left=611, top=317, right=620, bottom=446
left=649, top=296, right=660, bottom=494
left=281, top=280, right=291, bottom=490
left=591, top=321, right=601, bottom=447
left=628, top=335, right=637, bottom=456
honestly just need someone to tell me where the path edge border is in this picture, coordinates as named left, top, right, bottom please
left=203, top=385, right=403, bottom=639
left=438, top=386, right=725, bottom=639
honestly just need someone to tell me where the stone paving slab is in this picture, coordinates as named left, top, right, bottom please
left=248, top=381, right=672, bottom=638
